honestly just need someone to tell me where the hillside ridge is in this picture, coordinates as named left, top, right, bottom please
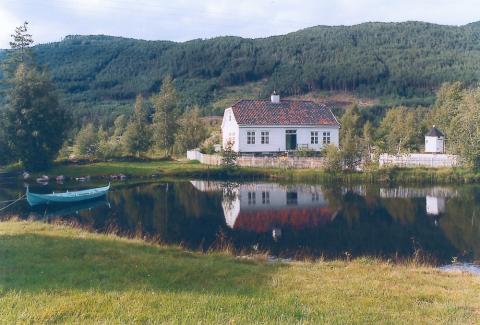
left=2, top=20, right=480, bottom=122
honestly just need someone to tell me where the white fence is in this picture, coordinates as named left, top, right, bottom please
left=379, top=153, right=460, bottom=168
left=187, top=150, right=325, bottom=169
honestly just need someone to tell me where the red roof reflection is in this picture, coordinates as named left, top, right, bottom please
left=233, top=207, right=335, bottom=233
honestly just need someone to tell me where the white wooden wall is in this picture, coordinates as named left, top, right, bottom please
left=237, top=126, right=339, bottom=152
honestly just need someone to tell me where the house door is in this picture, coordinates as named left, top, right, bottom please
left=285, top=130, right=297, bottom=150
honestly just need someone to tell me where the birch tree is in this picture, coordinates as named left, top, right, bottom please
left=174, top=106, right=208, bottom=153
left=152, top=76, right=178, bottom=156
left=124, top=95, right=152, bottom=157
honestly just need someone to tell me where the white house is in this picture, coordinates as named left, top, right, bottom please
left=221, top=93, right=340, bottom=153
left=425, top=126, right=445, bottom=154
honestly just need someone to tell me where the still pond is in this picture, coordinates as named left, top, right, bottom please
left=1, top=179, right=480, bottom=265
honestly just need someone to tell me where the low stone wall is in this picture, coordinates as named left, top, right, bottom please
left=379, top=153, right=460, bottom=168
left=237, top=156, right=325, bottom=168
left=186, top=150, right=325, bottom=169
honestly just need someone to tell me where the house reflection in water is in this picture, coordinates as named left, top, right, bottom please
left=190, top=181, right=337, bottom=239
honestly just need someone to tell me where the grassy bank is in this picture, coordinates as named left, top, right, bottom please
left=1, top=160, right=266, bottom=180
left=266, top=166, right=480, bottom=185
left=2, top=159, right=480, bottom=184
left=1, top=220, right=479, bottom=324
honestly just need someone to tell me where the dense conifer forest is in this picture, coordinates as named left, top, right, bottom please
left=3, top=21, right=480, bottom=123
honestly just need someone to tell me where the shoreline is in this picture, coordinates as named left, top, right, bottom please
left=2, top=159, right=480, bottom=185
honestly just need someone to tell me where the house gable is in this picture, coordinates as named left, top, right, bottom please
left=221, top=107, right=240, bottom=151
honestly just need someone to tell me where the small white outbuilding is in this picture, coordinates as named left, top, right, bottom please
left=425, top=126, right=445, bottom=154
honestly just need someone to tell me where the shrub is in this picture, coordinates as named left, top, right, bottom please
left=221, top=140, right=237, bottom=169
left=323, top=145, right=343, bottom=172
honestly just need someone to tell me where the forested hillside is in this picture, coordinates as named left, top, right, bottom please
left=3, top=21, right=480, bottom=123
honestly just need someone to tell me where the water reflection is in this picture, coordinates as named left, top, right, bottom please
left=380, top=186, right=456, bottom=217
left=1, top=180, right=479, bottom=263
left=35, top=199, right=111, bottom=218
left=192, top=182, right=338, bottom=236
left=192, top=181, right=479, bottom=262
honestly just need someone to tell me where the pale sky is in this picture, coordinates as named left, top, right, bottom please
left=1, top=0, right=480, bottom=48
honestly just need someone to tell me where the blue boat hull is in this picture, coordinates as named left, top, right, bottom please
left=27, top=184, right=110, bottom=206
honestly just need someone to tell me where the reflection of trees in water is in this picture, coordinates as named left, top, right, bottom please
left=440, top=187, right=480, bottom=260
left=232, top=185, right=459, bottom=263
left=322, top=186, right=382, bottom=226
left=175, top=182, right=224, bottom=219
left=382, top=198, right=419, bottom=225
left=221, top=182, right=239, bottom=212
left=338, top=192, right=367, bottom=225
left=7, top=180, right=480, bottom=263
left=106, top=182, right=225, bottom=250
left=109, top=184, right=160, bottom=237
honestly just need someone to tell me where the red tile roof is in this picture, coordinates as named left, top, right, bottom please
left=231, top=99, right=339, bottom=126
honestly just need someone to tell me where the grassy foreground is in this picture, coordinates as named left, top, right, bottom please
left=1, top=221, right=480, bottom=324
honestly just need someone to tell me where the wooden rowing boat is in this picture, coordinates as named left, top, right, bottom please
left=27, top=184, right=110, bottom=206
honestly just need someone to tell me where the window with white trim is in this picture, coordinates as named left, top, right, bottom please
left=261, top=131, right=269, bottom=144
left=322, top=132, right=331, bottom=144
left=311, top=131, right=319, bottom=144
left=247, top=131, right=256, bottom=144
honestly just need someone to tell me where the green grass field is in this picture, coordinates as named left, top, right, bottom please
left=1, top=220, right=479, bottom=324
left=44, top=160, right=216, bottom=177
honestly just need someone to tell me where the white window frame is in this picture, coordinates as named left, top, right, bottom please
left=323, top=131, right=331, bottom=144
left=311, top=131, right=319, bottom=144
left=261, top=131, right=269, bottom=144
left=247, top=131, right=256, bottom=145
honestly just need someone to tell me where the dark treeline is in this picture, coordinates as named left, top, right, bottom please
left=2, top=21, right=480, bottom=123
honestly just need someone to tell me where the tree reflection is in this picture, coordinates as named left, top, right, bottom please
left=4, top=180, right=480, bottom=263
